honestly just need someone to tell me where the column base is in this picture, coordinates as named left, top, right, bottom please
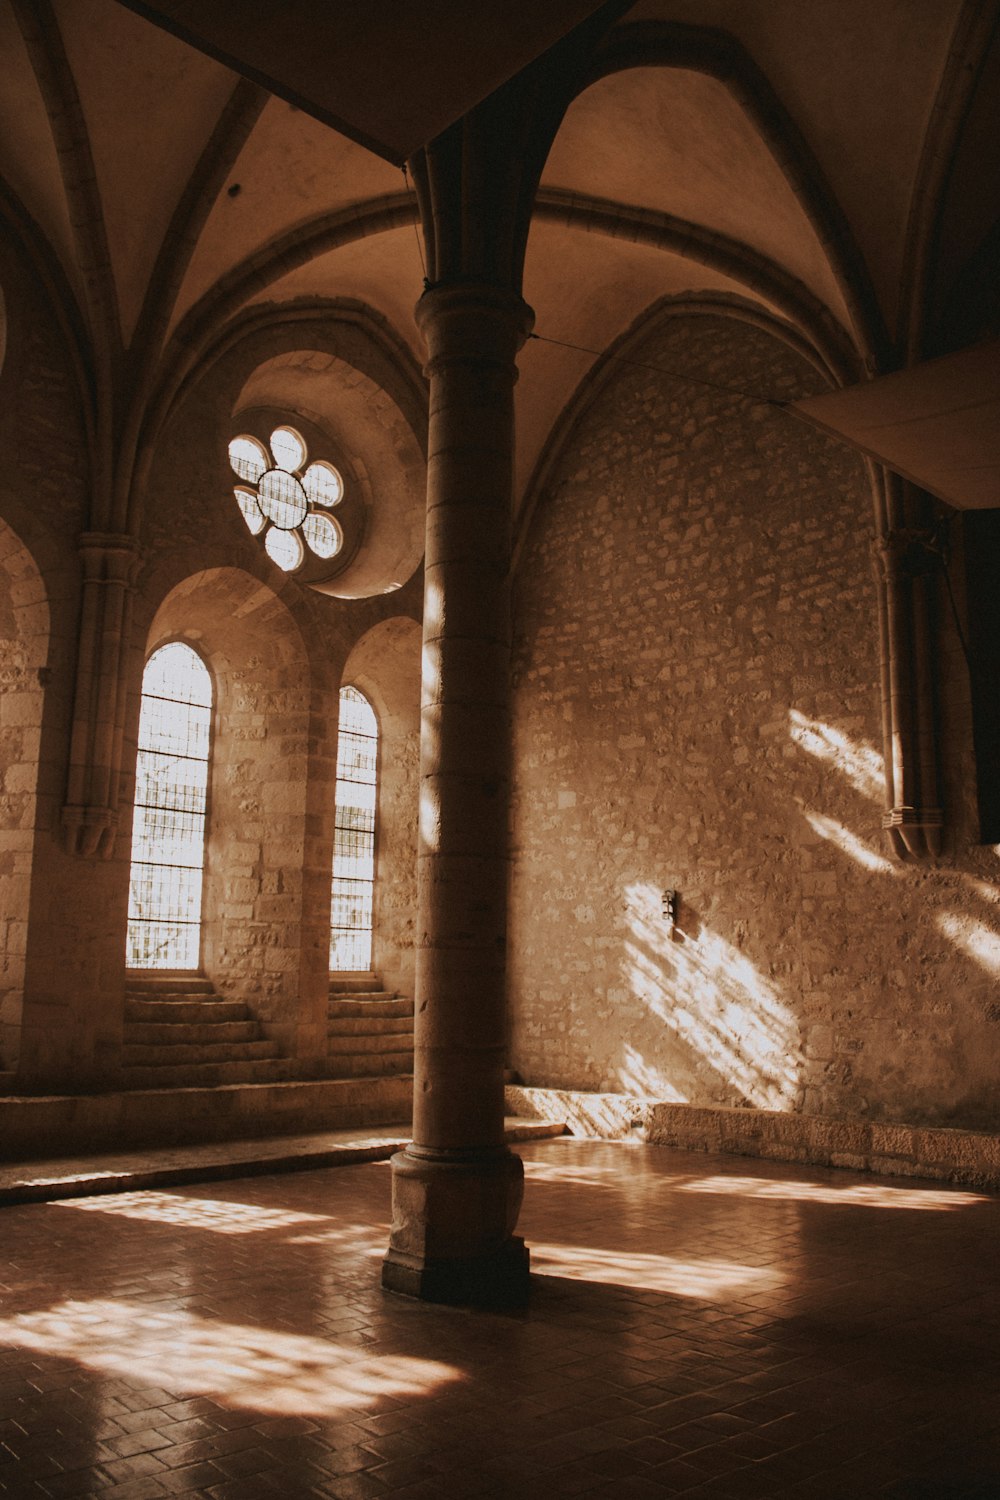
left=382, top=1235, right=530, bottom=1307
left=381, top=1144, right=530, bottom=1306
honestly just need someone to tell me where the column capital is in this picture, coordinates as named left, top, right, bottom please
left=415, top=282, right=534, bottom=373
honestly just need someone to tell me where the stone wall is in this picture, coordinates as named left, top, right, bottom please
left=0, top=524, right=48, bottom=1071
left=510, top=309, right=1000, bottom=1131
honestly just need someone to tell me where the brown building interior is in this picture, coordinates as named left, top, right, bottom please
left=1, top=0, right=999, bottom=1493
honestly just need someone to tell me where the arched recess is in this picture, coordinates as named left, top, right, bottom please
left=139, top=565, right=332, bottom=1061
left=232, top=345, right=426, bottom=600
left=339, top=616, right=421, bottom=1003
left=0, top=518, right=49, bottom=1073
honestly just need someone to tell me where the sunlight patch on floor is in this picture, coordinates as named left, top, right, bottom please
left=0, top=1299, right=460, bottom=1414
left=531, top=1241, right=783, bottom=1298
left=678, top=1174, right=988, bottom=1211
left=58, top=1190, right=331, bottom=1235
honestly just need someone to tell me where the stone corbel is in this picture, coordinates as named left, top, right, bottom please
left=871, top=479, right=944, bottom=859
left=62, top=532, right=140, bottom=859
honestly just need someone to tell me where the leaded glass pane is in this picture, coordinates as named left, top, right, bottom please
left=330, top=686, right=378, bottom=972
left=228, top=434, right=268, bottom=484
left=269, top=425, right=307, bottom=473
left=126, top=642, right=211, bottom=970
left=264, top=525, right=305, bottom=571
left=235, top=486, right=266, bottom=535
left=258, top=469, right=308, bottom=530
left=302, top=511, right=343, bottom=559
left=302, top=461, right=343, bottom=508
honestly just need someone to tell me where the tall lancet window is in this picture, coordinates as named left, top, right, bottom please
left=330, top=686, right=378, bottom=972
left=127, top=642, right=212, bottom=970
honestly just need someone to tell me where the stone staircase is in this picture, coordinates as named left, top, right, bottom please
left=327, top=971, right=414, bottom=1078
left=122, top=973, right=290, bottom=1089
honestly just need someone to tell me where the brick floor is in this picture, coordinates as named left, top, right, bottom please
left=0, top=1138, right=998, bottom=1497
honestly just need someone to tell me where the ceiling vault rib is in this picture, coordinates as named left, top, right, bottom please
left=512, top=291, right=843, bottom=578
left=585, top=20, right=891, bottom=375
left=533, top=190, right=859, bottom=386
left=0, top=174, right=97, bottom=466
left=115, top=79, right=269, bottom=534
left=157, top=193, right=417, bottom=407
left=897, top=0, right=1000, bottom=364
left=10, top=0, right=121, bottom=361
left=10, top=0, right=122, bottom=528
left=133, top=297, right=428, bottom=530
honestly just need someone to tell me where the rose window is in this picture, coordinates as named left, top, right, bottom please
left=228, top=425, right=345, bottom=573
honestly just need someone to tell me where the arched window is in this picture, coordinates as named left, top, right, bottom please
left=330, top=686, right=378, bottom=971
left=127, top=642, right=212, bottom=970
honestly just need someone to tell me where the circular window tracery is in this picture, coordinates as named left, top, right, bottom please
left=228, top=426, right=345, bottom=573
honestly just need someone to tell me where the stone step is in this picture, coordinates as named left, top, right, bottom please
left=120, top=1058, right=296, bottom=1089
left=0, top=1076, right=415, bottom=1160
left=123, top=1039, right=281, bottom=1068
left=327, top=1016, right=414, bottom=1039
left=328, top=972, right=381, bottom=994
left=123, top=1019, right=262, bottom=1046
left=124, top=998, right=251, bottom=1025
left=126, top=973, right=215, bottom=997
left=328, top=997, right=414, bottom=1021
left=326, top=1028, right=412, bottom=1053
left=331, top=991, right=398, bottom=1005
left=326, top=1051, right=414, bottom=1078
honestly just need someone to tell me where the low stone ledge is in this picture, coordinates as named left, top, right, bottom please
left=0, top=1076, right=414, bottom=1161
left=505, top=1086, right=1000, bottom=1190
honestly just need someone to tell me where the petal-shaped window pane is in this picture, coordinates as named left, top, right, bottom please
left=302, top=461, right=344, bottom=508
left=258, top=469, right=308, bottom=529
left=228, top=435, right=268, bottom=483
left=234, top=486, right=266, bottom=535
left=302, top=511, right=343, bottom=560
left=264, top=526, right=304, bottom=572
left=269, top=425, right=307, bottom=473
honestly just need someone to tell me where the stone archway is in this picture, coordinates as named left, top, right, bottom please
left=142, top=565, right=327, bottom=1061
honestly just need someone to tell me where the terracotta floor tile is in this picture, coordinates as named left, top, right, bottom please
left=1, top=1138, right=999, bottom=1497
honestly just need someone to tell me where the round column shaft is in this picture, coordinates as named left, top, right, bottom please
left=382, top=281, right=533, bottom=1306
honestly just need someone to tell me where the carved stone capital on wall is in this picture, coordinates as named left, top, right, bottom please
left=61, top=801, right=119, bottom=860
left=882, top=804, right=944, bottom=860
left=871, top=525, right=944, bottom=582
left=76, top=531, right=142, bottom=583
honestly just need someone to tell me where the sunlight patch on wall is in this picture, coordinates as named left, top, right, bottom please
left=531, top=1242, right=783, bottom=1299
left=60, top=1191, right=330, bottom=1235
left=803, top=812, right=896, bottom=874
left=788, top=711, right=884, bottom=801
left=624, top=883, right=802, bottom=1109
left=0, top=1299, right=460, bottom=1415
left=619, top=1045, right=688, bottom=1103
left=937, top=912, right=1000, bottom=976
left=679, top=1174, right=988, bottom=1211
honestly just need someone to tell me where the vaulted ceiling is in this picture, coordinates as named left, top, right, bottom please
left=0, top=0, right=996, bottom=512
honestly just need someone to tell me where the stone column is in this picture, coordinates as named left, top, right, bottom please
left=382, top=281, right=533, bottom=1305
